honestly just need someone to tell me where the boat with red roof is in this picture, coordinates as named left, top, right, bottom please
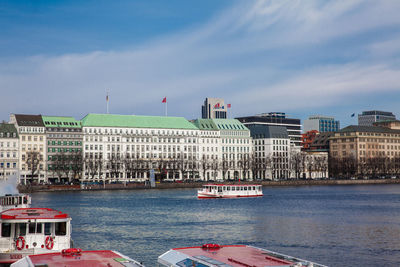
left=10, top=248, right=145, bottom=267
left=0, top=208, right=72, bottom=265
left=158, top=244, right=327, bottom=267
left=197, top=184, right=263, bottom=198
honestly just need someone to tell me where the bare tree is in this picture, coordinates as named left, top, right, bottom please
left=249, top=152, right=259, bottom=180
left=187, top=156, right=199, bottom=181
left=70, top=150, right=83, bottom=183
left=290, top=152, right=303, bottom=179
left=238, top=153, right=251, bottom=180
left=210, top=159, right=220, bottom=181
left=200, top=155, right=212, bottom=181
left=108, top=154, right=122, bottom=181
left=221, top=155, right=230, bottom=180
left=25, top=151, right=42, bottom=184
left=169, top=156, right=181, bottom=180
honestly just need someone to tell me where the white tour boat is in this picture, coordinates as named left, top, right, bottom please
left=0, top=194, right=31, bottom=212
left=11, top=248, right=145, bottom=267
left=158, top=244, right=327, bottom=267
left=0, top=208, right=72, bottom=265
left=197, top=184, right=263, bottom=199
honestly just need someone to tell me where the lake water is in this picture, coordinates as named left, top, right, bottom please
left=31, top=184, right=400, bottom=266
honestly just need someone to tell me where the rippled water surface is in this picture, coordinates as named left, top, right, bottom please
left=31, top=184, right=400, bottom=266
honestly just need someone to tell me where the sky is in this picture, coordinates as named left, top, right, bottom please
left=1, top=0, right=400, bottom=128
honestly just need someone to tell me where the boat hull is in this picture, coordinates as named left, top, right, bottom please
left=197, top=193, right=263, bottom=199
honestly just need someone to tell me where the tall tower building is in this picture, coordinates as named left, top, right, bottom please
left=358, top=110, right=396, bottom=126
left=303, top=115, right=340, bottom=133
left=201, top=98, right=227, bottom=119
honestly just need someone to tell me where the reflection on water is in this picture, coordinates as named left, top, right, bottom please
left=32, top=185, right=400, bottom=266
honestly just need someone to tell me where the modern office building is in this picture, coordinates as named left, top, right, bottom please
left=9, top=114, right=47, bottom=184
left=201, top=98, right=227, bottom=119
left=303, top=115, right=340, bottom=133
left=236, top=112, right=302, bottom=150
left=247, top=124, right=290, bottom=180
left=0, top=123, right=19, bottom=180
left=358, top=110, right=396, bottom=126
left=42, top=116, right=83, bottom=183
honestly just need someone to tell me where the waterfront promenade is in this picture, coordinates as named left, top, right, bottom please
left=18, top=178, right=400, bottom=193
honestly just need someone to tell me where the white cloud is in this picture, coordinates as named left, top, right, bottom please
left=1, top=0, right=400, bottom=121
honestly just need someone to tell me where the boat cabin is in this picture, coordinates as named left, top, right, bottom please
left=0, top=208, right=72, bottom=264
left=0, top=194, right=31, bottom=212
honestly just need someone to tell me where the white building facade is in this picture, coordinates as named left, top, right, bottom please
left=80, top=114, right=201, bottom=183
left=10, top=114, right=47, bottom=184
left=0, top=123, right=19, bottom=180
left=248, top=124, right=291, bottom=180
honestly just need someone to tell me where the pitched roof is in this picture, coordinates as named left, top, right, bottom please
left=42, top=116, right=81, bottom=128
left=213, top=119, right=248, bottom=131
left=0, top=123, right=18, bottom=138
left=311, top=132, right=333, bottom=147
left=80, top=114, right=198, bottom=130
left=340, top=125, right=400, bottom=134
left=191, top=119, right=219, bottom=130
left=13, top=114, right=44, bottom=127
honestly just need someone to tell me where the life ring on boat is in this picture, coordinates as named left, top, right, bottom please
left=16, top=236, right=25, bottom=250
left=202, top=243, right=221, bottom=250
left=45, top=236, right=54, bottom=250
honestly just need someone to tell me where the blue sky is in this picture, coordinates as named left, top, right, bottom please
left=1, top=0, right=400, bottom=128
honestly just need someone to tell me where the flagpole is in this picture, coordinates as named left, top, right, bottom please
left=106, top=90, right=109, bottom=114
left=166, top=101, right=168, bottom=117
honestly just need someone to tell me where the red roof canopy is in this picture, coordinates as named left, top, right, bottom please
left=1, top=208, right=69, bottom=220
left=19, top=250, right=142, bottom=267
left=172, top=245, right=296, bottom=266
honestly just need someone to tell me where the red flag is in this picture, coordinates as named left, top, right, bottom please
left=227, top=104, right=231, bottom=108
left=214, top=103, right=220, bottom=108
left=162, top=97, right=167, bottom=103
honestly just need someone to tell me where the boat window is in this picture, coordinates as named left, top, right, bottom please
left=29, top=223, right=42, bottom=234
left=23, top=196, right=28, bottom=204
left=176, top=258, right=208, bottom=267
left=240, top=187, right=243, bottom=191
left=1, top=223, right=11, bottom=237
left=227, top=186, right=230, bottom=191
left=55, top=222, right=67, bottom=236
left=45, top=223, right=51, bottom=235
left=244, top=186, right=248, bottom=191
left=223, top=186, right=226, bottom=191
left=17, top=223, right=26, bottom=236
left=253, top=186, right=255, bottom=190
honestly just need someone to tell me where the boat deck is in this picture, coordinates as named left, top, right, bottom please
left=11, top=249, right=145, bottom=267
left=159, top=244, right=327, bottom=267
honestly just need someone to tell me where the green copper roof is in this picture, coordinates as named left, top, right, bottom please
left=0, top=123, right=18, bottom=138
left=213, top=119, right=249, bottom=131
left=42, top=116, right=81, bottom=128
left=81, top=114, right=199, bottom=130
left=192, top=119, right=219, bottom=130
